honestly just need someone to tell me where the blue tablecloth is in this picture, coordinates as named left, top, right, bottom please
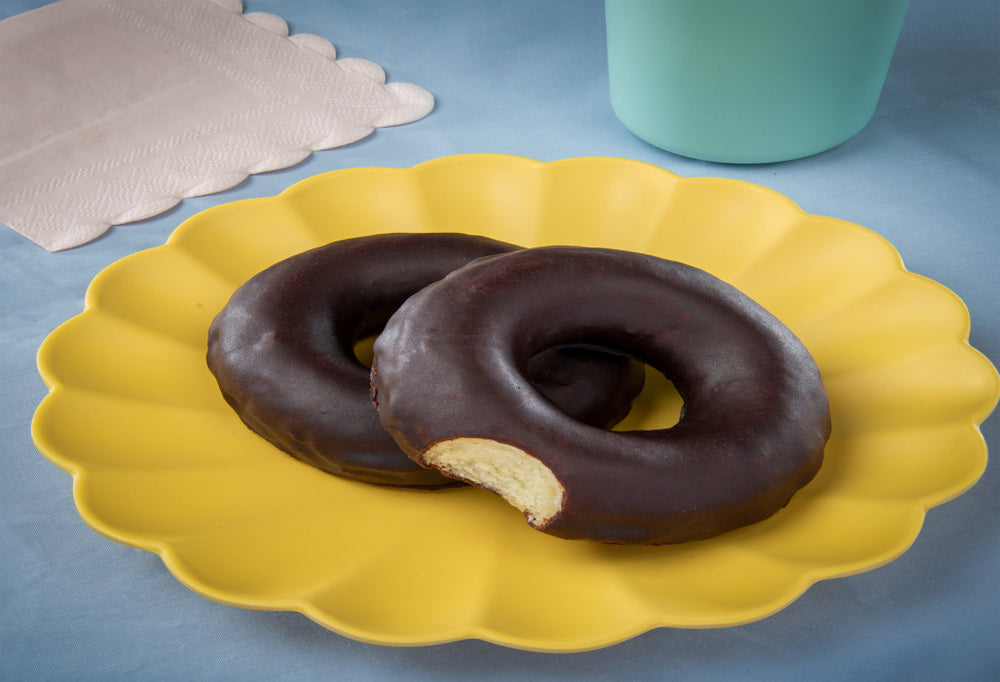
left=3, top=0, right=998, bottom=678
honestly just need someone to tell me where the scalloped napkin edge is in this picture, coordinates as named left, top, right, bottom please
left=0, top=0, right=434, bottom=251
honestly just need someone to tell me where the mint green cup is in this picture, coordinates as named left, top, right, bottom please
left=605, top=0, right=911, bottom=163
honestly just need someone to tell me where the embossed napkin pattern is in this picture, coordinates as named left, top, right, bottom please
left=0, top=0, right=434, bottom=251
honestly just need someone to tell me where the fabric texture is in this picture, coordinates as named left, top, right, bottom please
left=0, top=0, right=433, bottom=250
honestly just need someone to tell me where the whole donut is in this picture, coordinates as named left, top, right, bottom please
left=206, top=234, right=645, bottom=487
left=371, top=246, right=831, bottom=543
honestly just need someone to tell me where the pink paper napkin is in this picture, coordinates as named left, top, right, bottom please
left=0, top=0, right=434, bottom=251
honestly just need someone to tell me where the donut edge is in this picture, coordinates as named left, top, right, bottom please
left=418, top=437, right=565, bottom=528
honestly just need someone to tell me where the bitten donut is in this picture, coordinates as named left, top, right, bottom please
left=371, top=246, right=831, bottom=543
left=206, top=234, right=645, bottom=488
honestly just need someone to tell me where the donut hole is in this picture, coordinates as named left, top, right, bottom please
left=352, top=332, right=379, bottom=368
left=612, top=364, right=685, bottom=432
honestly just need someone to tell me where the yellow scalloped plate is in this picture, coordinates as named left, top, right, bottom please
left=33, top=154, right=998, bottom=652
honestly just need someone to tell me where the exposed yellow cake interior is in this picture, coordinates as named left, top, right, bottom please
left=422, top=437, right=564, bottom=527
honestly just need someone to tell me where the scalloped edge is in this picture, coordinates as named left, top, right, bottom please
left=21, top=0, right=434, bottom=252
left=32, top=154, right=999, bottom=651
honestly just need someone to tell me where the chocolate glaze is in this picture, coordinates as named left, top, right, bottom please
left=206, top=234, right=645, bottom=487
left=372, top=246, right=831, bottom=542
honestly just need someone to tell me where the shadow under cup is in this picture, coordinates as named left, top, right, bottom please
left=605, top=0, right=911, bottom=164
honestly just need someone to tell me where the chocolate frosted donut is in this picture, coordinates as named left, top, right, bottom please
left=206, top=234, right=645, bottom=487
left=371, top=246, right=831, bottom=543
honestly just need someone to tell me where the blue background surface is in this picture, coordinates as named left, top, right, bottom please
left=2, top=1, right=998, bottom=679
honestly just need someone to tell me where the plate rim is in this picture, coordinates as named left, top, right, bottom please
left=31, top=153, right=1000, bottom=651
